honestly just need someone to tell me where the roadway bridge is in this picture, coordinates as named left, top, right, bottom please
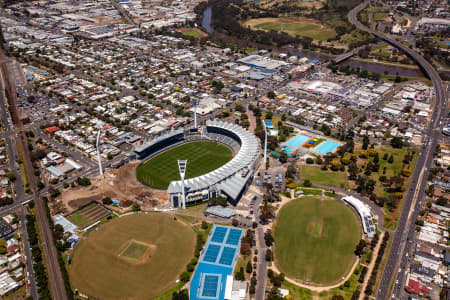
left=333, top=46, right=365, bottom=63
left=348, top=1, right=447, bottom=300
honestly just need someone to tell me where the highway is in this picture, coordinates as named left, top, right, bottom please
left=348, top=1, right=447, bottom=299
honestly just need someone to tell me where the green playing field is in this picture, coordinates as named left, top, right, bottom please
left=136, top=141, right=233, bottom=189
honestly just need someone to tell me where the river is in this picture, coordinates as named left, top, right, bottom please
left=202, top=7, right=213, bottom=33
left=201, top=7, right=449, bottom=79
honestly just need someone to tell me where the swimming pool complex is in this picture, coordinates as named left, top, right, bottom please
left=315, top=140, right=341, bottom=154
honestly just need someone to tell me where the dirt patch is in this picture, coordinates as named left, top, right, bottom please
left=307, top=219, right=324, bottom=238
left=57, top=162, right=169, bottom=214
left=118, top=240, right=157, bottom=264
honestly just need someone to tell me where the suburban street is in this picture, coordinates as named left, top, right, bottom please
left=349, top=2, right=448, bottom=299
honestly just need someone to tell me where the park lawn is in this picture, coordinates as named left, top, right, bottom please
left=249, top=18, right=336, bottom=41
left=69, top=213, right=196, bottom=300
left=282, top=280, right=313, bottom=300
left=372, top=146, right=417, bottom=198
left=298, top=188, right=322, bottom=196
left=299, top=165, right=349, bottom=188
left=274, top=197, right=361, bottom=284
left=324, top=191, right=337, bottom=198
left=136, top=141, right=233, bottom=189
left=235, top=254, right=251, bottom=280
left=370, top=44, right=391, bottom=57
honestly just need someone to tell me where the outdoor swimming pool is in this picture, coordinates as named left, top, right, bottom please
left=285, top=134, right=310, bottom=148
left=315, top=140, right=341, bottom=155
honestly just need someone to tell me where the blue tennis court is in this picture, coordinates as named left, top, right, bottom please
left=315, top=140, right=341, bottom=155
left=286, top=134, right=310, bottom=148
left=225, top=229, right=242, bottom=246
left=218, top=247, right=236, bottom=266
left=211, top=227, right=227, bottom=243
left=201, top=274, right=220, bottom=298
left=203, top=244, right=221, bottom=263
left=190, top=225, right=244, bottom=300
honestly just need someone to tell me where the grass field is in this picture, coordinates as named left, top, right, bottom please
left=274, top=197, right=361, bottom=284
left=136, top=141, right=233, bottom=189
left=69, top=213, right=196, bottom=299
left=299, top=165, right=349, bottom=188
left=245, top=17, right=336, bottom=41
left=183, top=29, right=203, bottom=37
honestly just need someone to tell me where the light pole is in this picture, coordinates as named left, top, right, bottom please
left=177, top=160, right=187, bottom=209
left=192, top=97, right=198, bottom=130
left=96, top=130, right=103, bottom=176
left=262, top=121, right=267, bottom=169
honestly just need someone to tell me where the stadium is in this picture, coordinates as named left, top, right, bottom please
left=134, top=120, right=261, bottom=208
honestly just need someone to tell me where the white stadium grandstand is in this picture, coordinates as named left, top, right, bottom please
left=342, top=196, right=375, bottom=238
left=134, top=120, right=261, bottom=208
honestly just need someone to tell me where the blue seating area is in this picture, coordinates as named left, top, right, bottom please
left=190, top=225, right=244, bottom=300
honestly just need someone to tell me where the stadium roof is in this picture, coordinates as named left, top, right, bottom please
left=168, top=120, right=259, bottom=199
left=134, top=129, right=184, bottom=154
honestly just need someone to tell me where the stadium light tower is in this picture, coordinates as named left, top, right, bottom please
left=262, top=121, right=268, bottom=169
left=177, top=160, right=187, bottom=209
left=96, top=130, right=103, bottom=176
left=192, top=97, right=198, bottom=129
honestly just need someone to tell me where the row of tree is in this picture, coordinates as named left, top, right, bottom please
left=365, top=233, right=390, bottom=295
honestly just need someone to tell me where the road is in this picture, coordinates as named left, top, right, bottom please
left=348, top=2, right=447, bottom=299
left=0, top=71, right=37, bottom=298
left=253, top=173, right=267, bottom=300
left=0, top=53, right=68, bottom=300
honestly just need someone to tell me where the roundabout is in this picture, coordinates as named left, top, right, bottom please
left=273, top=196, right=362, bottom=285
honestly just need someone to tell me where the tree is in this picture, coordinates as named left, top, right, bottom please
left=303, top=179, right=312, bottom=187
left=388, top=154, right=394, bottom=163
left=390, top=137, right=404, bottom=148
left=267, top=287, right=283, bottom=300
left=279, top=152, right=287, bottom=163
left=54, top=224, right=64, bottom=240
left=234, top=267, right=245, bottom=281
left=131, top=203, right=140, bottom=211
left=77, top=177, right=91, bottom=186
left=306, top=157, right=314, bottom=164
left=201, top=221, right=208, bottom=230
left=246, top=260, right=252, bottom=273
left=180, top=272, right=190, bottom=283
left=362, top=135, right=369, bottom=150
left=264, top=231, right=274, bottom=247
left=267, top=91, right=276, bottom=99
left=102, top=197, right=113, bottom=205
left=265, top=249, right=273, bottom=261
left=354, top=239, right=366, bottom=256
left=172, top=289, right=188, bottom=300
left=285, top=164, right=296, bottom=179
